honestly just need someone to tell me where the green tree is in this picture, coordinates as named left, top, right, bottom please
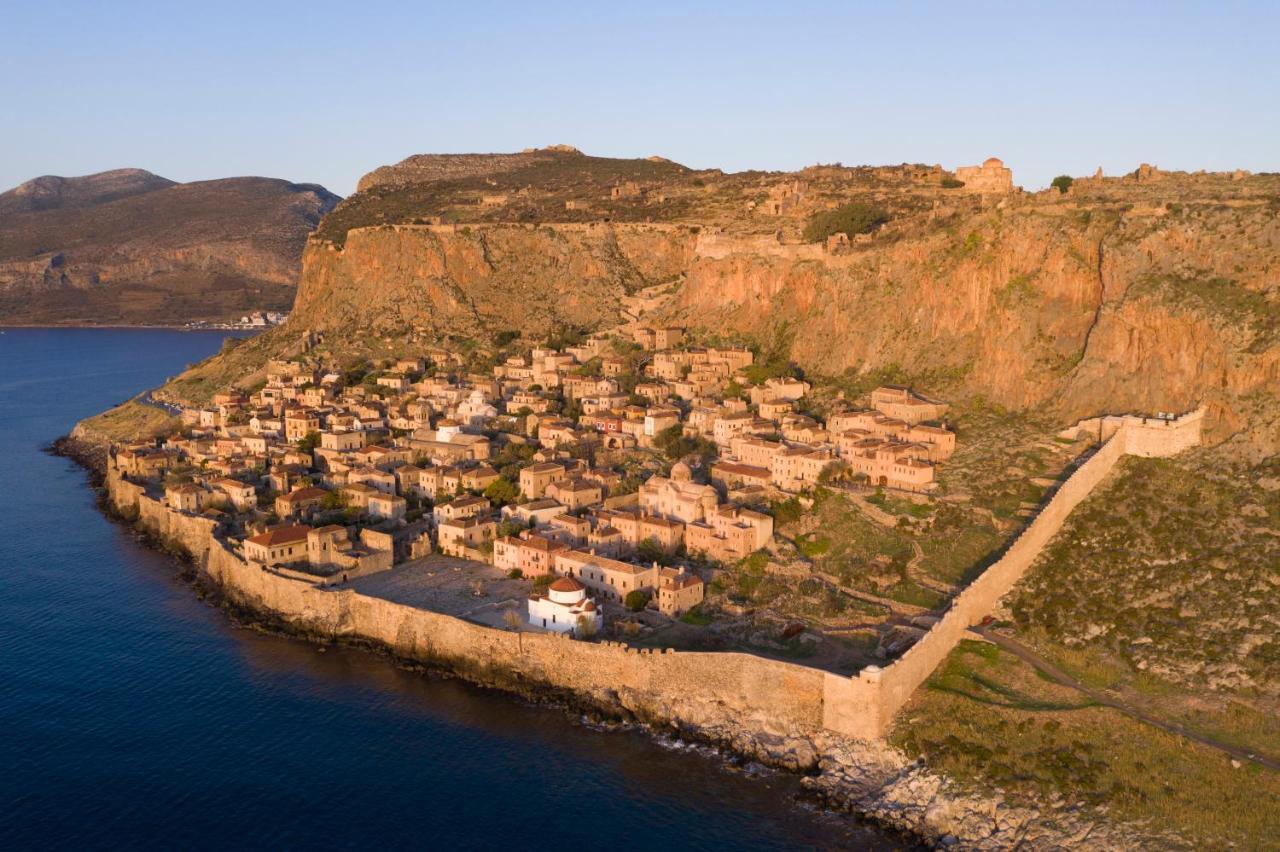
left=1051, top=175, right=1074, bottom=194
left=624, top=589, right=651, bottom=612
left=483, top=477, right=520, bottom=506
left=818, top=459, right=852, bottom=485
left=802, top=202, right=889, bottom=243
left=296, top=431, right=321, bottom=454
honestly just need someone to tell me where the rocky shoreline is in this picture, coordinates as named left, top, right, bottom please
left=52, top=434, right=1174, bottom=851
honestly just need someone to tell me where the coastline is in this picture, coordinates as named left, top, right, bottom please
left=1, top=323, right=263, bottom=331
left=51, top=433, right=1174, bottom=851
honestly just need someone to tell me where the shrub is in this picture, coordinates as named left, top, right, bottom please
left=941, top=177, right=965, bottom=189
left=1051, top=175, right=1074, bottom=194
left=802, top=202, right=889, bottom=243
left=624, top=589, right=652, bottom=612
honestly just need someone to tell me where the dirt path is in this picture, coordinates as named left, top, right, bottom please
left=974, top=626, right=1280, bottom=773
left=904, top=539, right=955, bottom=597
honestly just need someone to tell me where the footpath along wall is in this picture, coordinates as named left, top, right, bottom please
left=106, top=409, right=1203, bottom=744
left=822, top=410, right=1206, bottom=739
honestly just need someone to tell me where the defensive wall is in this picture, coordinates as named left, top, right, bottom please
left=105, top=409, right=1203, bottom=743
left=822, top=409, right=1205, bottom=739
left=107, top=472, right=825, bottom=741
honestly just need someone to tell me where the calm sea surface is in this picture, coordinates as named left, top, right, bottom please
left=0, top=328, right=902, bottom=851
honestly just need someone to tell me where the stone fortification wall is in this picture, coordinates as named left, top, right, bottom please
left=694, top=232, right=825, bottom=261
left=106, top=468, right=825, bottom=740
left=823, top=409, right=1204, bottom=739
left=104, top=408, right=1202, bottom=743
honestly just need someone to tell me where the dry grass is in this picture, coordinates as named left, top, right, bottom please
left=893, top=640, right=1280, bottom=849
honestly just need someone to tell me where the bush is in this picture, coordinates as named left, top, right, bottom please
left=1051, top=175, right=1074, bottom=194
left=624, top=589, right=651, bottom=612
left=802, top=202, right=889, bottom=242
left=941, top=177, right=965, bottom=189
left=507, top=569, right=523, bottom=580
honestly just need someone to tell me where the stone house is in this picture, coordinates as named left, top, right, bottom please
left=655, top=567, right=705, bottom=617
left=554, top=550, right=659, bottom=605
left=493, top=533, right=567, bottom=577
left=434, top=495, right=489, bottom=523
left=275, top=486, right=328, bottom=519
left=710, top=461, right=772, bottom=492
left=211, top=477, right=257, bottom=512
left=165, top=483, right=206, bottom=514
left=243, top=524, right=311, bottom=565
left=502, top=498, right=566, bottom=528
left=869, top=386, right=949, bottom=424
left=769, top=447, right=833, bottom=492
left=438, top=516, right=497, bottom=559
left=367, top=492, right=407, bottom=521
left=520, top=461, right=569, bottom=499
left=683, top=504, right=773, bottom=563
left=544, top=477, right=604, bottom=511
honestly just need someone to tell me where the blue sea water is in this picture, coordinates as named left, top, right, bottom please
left=0, top=328, right=902, bottom=851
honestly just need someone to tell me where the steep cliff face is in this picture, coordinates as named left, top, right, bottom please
left=667, top=201, right=1280, bottom=456
left=138, top=150, right=1278, bottom=456
left=0, top=171, right=340, bottom=324
left=292, top=223, right=697, bottom=341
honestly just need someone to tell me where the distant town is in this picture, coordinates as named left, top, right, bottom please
left=184, top=310, right=288, bottom=331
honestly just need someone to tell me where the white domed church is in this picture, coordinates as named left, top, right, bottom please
left=527, top=577, right=602, bottom=636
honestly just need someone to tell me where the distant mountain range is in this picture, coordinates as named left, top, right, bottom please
left=0, top=168, right=339, bottom=325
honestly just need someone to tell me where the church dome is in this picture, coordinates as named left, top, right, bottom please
left=671, top=460, right=692, bottom=482
left=983, top=157, right=1004, bottom=168
left=548, top=576, right=587, bottom=604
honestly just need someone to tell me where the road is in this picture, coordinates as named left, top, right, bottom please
left=973, top=626, right=1280, bottom=773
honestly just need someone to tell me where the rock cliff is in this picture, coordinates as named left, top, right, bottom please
left=0, top=170, right=340, bottom=325
left=146, top=150, right=1279, bottom=458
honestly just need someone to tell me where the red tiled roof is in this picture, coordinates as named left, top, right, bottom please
left=247, top=525, right=310, bottom=547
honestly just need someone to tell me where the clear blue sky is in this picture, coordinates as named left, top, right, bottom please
left=3, top=1, right=1276, bottom=195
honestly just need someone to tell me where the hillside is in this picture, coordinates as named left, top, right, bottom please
left=0, top=170, right=340, bottom=325
left=165, top=148, right=1278, bottom=459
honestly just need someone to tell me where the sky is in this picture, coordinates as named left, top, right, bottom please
left=2, top=1, right=1277, bottom=196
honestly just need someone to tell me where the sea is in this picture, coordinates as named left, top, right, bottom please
left=0, top=328, right=904, bottom=850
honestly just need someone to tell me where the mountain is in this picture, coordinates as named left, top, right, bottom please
left=0, top=169, right=340, bottom=325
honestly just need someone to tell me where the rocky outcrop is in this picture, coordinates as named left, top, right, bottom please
left=667, top=200, right=1279, bottom=458
left=293, top=223, right=697, bottom=342
left=0, top=170, right=340, bottom=325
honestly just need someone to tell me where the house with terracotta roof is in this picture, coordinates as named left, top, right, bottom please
left=211, top=477, right=256, bottom=512
left=493, top=532, right=567, bottom=577
left=655, top=567, right=705, bottom=617
left=438, top=515, right=497, bottom=559
left=554, top=550, right=659, bottom=605
left=165, top=483, right=206, bottom=513
left=243, top=524, right=311, bottom=565
left=274, top=486, right=328, bottom=519
left=544, top=477, right=603, bottom=511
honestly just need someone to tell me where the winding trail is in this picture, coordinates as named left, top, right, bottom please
left=973, top=626, right=1280, bottom=773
